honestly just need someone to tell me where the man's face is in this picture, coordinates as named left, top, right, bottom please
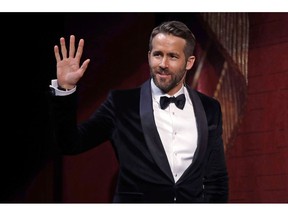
left=148, top=33, right=195, bottom=95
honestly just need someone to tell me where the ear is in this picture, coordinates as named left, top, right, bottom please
left=186, top=56, right=195, bottom=70
left=148, top=51, right=151, bottom=63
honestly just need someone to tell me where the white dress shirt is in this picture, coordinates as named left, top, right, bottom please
left=50, top=79, right=76, bottom=96
left=151, top=80, right=198, bottom=182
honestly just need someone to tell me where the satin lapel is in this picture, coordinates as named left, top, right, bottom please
left=178, top=87, right=208, bottom=183
left=140, top=80, right=174, bottom=182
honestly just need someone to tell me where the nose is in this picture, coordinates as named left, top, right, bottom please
left=159, top=57, right=168, bottom=69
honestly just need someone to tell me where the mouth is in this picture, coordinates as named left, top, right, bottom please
left=157, top=73, right=170, bottom=78
left=156, top=71, right=171, bottom=79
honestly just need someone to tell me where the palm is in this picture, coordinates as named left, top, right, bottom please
left=57, top=57, right=82, bottom=86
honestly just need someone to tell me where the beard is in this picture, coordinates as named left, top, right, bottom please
left=150, top=67, right=187, bottom=93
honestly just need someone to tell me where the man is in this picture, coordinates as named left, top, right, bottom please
left=49, top=20, right=229, bottom=203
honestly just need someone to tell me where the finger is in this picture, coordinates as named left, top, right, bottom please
left=54, top=45, right=61, bottom=62
left=69, top=35, right=75, bottom=58
left=60, top=37, right=67, bottom=59
left=81, top=59, right=90, bottom=70
left=75, top=38, right=84, bottom=62
left=78, top=59, right=90, bottom=76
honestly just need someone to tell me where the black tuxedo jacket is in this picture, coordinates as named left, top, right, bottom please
left=50, top=79, right=229, bottom=203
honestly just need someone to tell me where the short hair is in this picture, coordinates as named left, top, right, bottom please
left=149, top=20, right=196, bottom=58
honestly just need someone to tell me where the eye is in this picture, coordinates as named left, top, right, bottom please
left=152, top=51, right=161, bottom=57
left=169, top=54, right=179, bottom=60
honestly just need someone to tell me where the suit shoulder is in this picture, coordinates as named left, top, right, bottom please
left=195, top=90, right=218, bottom=102
left=194, top=90, right=221, bottom=108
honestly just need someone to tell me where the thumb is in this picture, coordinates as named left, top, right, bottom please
left=79, top=59, right=90, bottom=76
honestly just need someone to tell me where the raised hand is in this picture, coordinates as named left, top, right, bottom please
left=54, top=35, right=90, bottom=89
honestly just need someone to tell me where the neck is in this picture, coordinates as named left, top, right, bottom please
left=166, top=82, right=184, bottom=96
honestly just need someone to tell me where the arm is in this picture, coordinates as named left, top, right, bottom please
left=203, top=101, right=229, bottom=203
left=49, top=35, right=92, bottom=154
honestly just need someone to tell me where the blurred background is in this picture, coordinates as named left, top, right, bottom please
left=1, top=12, right=287, bottom=203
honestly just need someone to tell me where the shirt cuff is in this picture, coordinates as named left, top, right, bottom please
left=49, top=79, right=76, bottom=96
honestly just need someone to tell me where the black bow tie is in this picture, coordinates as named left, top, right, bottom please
left=160, top=94, right=186, bottom=110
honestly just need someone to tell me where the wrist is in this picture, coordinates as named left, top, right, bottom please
left=49, top=79, right=77, bottom=96
left=57, top=83, right=75, bottom=91
left=57, top=85, right=72, bottom=91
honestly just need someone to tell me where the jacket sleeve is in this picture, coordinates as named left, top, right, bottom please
left=203, top=99, right=229, bottom=203
left=49, top=90, right=116, bottom=155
